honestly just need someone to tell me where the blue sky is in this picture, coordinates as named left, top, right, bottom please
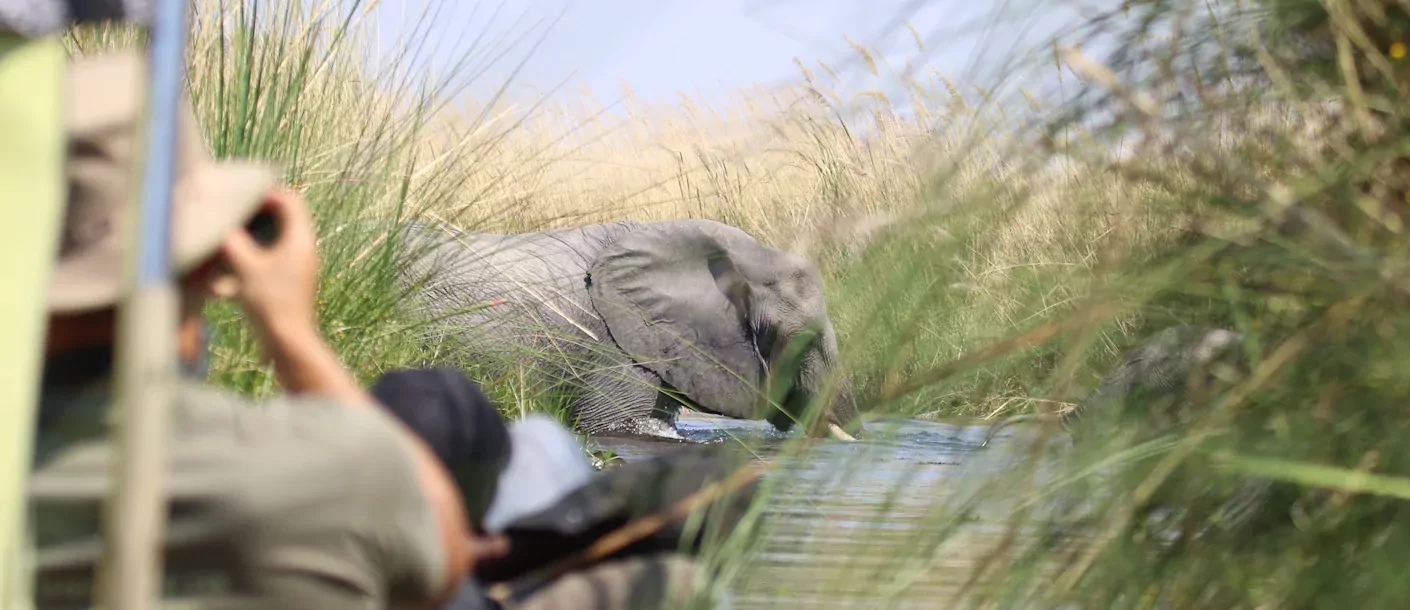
left=371, top=0, right=1116, bottom=109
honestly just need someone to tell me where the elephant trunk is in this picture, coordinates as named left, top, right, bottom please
left=786, top=332, right=863, bottom=442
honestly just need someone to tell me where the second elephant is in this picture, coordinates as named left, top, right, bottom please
left=395, top=218, right=863, bottom=441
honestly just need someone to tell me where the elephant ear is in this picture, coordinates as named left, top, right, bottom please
left=587, top=221, right=767, bottom=419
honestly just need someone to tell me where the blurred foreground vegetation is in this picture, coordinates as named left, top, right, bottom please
left=929, top=0, right=1410, bottom=607
left=63, top=0, right=1410, bottom=605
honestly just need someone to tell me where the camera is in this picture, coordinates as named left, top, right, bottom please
left=244, top=208, right=280, bottom=247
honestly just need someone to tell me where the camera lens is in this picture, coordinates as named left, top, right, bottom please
left=245, top=210, right=279, bottom=247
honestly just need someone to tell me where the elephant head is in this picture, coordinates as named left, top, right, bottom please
left=586, top=220, right=862, bottom=440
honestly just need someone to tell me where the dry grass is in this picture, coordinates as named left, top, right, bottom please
left=55, top=1, right=1410, bottom=607
left=420, top=73, right=952, bottom=243
left=162, top=1, right=1410, bottom=606
left=404, top=54, right=1198, bottom=416
left=67, top=0, right=1349, bottom=420
left=69, top=0, right=1355, bottom=414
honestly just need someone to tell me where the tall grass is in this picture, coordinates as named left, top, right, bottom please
left=59, top=0, right=1156, bottom=426
left=68, top=0, right=1174, bottom=423
left=64, top=2, right=1187, bottom=605
left=64, top=0, right=562, bottom=413
left=60, top=0, right=1410, bottom=606
left=864, top=1, right=1410, bottom=607
left=343, top=14, right=1186, bottom=421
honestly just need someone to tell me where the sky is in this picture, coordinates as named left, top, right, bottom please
left=370, top=0, right=1119, bottom=110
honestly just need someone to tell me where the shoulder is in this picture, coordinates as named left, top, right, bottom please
left=33, top=381, right=427, bottom=522
left=171, top=382, right=407, bottom=450
left=169, top=384, right=429, bottom=521
left=35, top=383, right=444, bottom=600
left=180, top=387, right=447, bottom=600
left=30, top=382, right=443, bottom=606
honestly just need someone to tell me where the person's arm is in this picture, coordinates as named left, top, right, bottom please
left=216, top=188, right=372, bottom=406
left=218, top=188, right=473, bottom=607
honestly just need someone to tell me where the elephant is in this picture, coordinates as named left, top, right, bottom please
left=981, top=324, right=1244, bottom=447
left=390, top=218, right=863, bottom=442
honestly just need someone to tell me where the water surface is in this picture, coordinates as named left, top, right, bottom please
left=592, top=413, right=1070, bottom=608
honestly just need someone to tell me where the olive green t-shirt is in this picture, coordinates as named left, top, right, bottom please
left=28, top=364, right=447, bottom=610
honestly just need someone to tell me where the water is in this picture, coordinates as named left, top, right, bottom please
left=591, top=413, right=1073, bottom=609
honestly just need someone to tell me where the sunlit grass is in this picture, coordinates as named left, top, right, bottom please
left=66, top=0, right=1172, bottom=424
left=57, top=0, right=1410, bottom=607
left=890, top=1, right=1410, bottom=607
left=62, top=2, right=1178, bottom=606
left=62, top=0, right=563, bottom=412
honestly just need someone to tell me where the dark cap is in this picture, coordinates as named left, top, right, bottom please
left=371, top=367, right=511, bottom=530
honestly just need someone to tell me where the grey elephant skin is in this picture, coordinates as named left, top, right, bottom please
left=390, top=218, right=861, bottom=441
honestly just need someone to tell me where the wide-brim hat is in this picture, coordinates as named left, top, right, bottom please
left=49, top=51, right=281, bottom=314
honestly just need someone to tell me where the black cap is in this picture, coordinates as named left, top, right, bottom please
left=371, top=367, right=512, bottom=530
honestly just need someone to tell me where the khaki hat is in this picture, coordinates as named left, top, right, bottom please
left=49, top=51, right=281, bottom=314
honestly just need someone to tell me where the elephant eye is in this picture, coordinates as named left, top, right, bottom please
left=752, top=324, right=778, bottom=351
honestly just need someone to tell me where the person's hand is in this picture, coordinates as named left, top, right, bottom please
left=218, top=187, right=321, bottom=341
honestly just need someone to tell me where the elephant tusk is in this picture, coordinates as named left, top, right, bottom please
left=979, top=413, right=1057, bottom=447
left=828, top=423, right=857, bottom=442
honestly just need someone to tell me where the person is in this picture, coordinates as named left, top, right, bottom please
left=370, top=367, right=517, bottom=531
left=369, top=367, right=737, bottom=610
left=369, top=367, right=600, bottom=610
left=369, top=367, right=601, bottom=535
left=28, top=51, right=488, bottom=609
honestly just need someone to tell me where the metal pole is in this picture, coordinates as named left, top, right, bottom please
left=99, top=0, right=189, bottom=606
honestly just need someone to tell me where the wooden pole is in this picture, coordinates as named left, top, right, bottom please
left=99, top=0, right=189, bottom=607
